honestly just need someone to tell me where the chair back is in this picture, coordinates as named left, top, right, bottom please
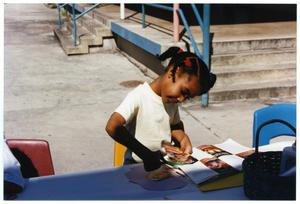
left=114, top=142, right=127, bottom=167
left=6, top=139, right=55, bottom=177
left=253, top=103, right=296, bottom=147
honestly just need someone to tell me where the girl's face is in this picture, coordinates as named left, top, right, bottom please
left=161, top=67, right=201, bottom=104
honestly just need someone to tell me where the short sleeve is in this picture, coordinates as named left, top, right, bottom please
left=114, top=88, right=140, bottom=124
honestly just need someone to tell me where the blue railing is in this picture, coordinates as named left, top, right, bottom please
left=141, top=4, right=211, bottom=106
left=57, top=3, right=67, bottom=29
left=57, top=4, right=101, bottom=46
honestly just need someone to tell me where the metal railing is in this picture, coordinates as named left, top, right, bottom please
left=57, top=4, right=101, bottom=46
left=141, top=4, right=211, bottom=106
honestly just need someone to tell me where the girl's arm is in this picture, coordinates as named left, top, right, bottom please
left=106, top=112, right=162, bottom=171
left=171, top=121, right=193, bottom=154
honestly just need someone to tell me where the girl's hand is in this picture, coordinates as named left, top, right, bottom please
left=161, top=141, right=183, bottom=154
left=180, top=136, right=192, bottom=154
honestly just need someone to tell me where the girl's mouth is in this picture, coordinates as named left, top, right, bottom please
left=167, top=97, right=179, bottom=103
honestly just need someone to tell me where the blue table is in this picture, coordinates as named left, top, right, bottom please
left=16, top=141, right=293, bottom=200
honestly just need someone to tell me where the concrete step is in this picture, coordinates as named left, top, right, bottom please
left=210, top=77, right=296, bottom=101
left=77, top=14, right=112, bottom=37
left=188, top=37, right=296, bottom=55
left=213, top=63, right=296, bottom=88
left=88, top=8, right=114, bottom=28
left=53, top=27, right=89, bottom=55
left=55, top=10, right=114, bottom=55
left=189, top=22, right=296, bottom=54
left=211, top=48, right=296, bottom=67
left=212, top=61, right=296, bottom=74
left=210, top=38, right=295, bottom=55
left=66, top=21, right=103, bottom=46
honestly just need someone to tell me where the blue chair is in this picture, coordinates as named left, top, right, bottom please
left=252, top=103, right=296, bottom=147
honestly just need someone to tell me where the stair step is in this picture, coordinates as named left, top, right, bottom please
left=189, top=22, right=296, bottom=54
left=212, top=38, right=295, bottom=54
left=214, top=76, right=296, bottom=91
left=211, top=48, right=296, bottom=67
left=210, top=78, right=296, bottom=101
left=88, top=8, right=114, bottom=28
left=77, top=14, right=112, bottom=37
left=53, top=27, right=89, bottom=55
left=66, top=21, right=90, bottom=38
left=215, top=68, right=296, bottom=88
left=212, top=62, right=296, bottom=74
left=191, top=38, right=296, bottom=55
left=66, top=21, right=103, bottom=46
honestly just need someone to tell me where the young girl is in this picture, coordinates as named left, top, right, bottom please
left=106, top=47, right=216, bottom=172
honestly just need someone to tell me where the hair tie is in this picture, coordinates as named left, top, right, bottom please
left=183, top=58, right=192, bottom=67
left=177, top=48, right=183, bottom=54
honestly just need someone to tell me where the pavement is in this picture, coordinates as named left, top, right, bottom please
left=3, top=4, right=296, bottom=175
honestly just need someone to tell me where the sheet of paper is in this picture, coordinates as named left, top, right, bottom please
left=179, top=161, right=218, bottom=184
left=214, top=139, right=251, bottom=154
left=191, top=148, right=214, bottom=160
left=217, top=155, right=244, bottom=171
left=259, top=140, right=294, bottom=152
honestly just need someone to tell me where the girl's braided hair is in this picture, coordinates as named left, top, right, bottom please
left=158, top=46, right=217, bottom=95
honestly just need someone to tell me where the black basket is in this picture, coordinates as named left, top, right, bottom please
left=242, top=119, right=296, bottom=200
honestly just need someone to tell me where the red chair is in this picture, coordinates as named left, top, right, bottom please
left=6, top=139, right=55, bottom=178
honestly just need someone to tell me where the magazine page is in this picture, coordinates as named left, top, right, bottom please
left=195, top=140, right=251, bottom=171
left=175, top=139, right=294, bottom=185
left=177, top=139, right=252, bottom=184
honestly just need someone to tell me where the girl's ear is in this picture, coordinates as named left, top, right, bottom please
left=166, top=65, right=176, bottom=78
left=174, top=66, right=184, bottom=78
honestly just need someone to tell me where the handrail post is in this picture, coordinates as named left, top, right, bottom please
left=141, top=4, right=145, bottom=28
left=120, top=3, right=125, bottom=19
left=57, top=4, right=62, bottom=29
left=173, top=4, right=179, bottom=42
left=72, top=4, right=77, bottom=46
left=201, top=4, right=211, bottom=107
left=203, top=4, right=210, bottom=70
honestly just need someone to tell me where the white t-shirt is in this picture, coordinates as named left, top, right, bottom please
left=115, top=82, right=180, bottom=162
left=3, top=141, right=26, bottom=188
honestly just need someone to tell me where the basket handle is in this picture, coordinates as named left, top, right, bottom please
left=255, top=119, right=296, bottom=153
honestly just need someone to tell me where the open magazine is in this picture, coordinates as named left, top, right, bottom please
left=173, top=139, right=255, bottom=184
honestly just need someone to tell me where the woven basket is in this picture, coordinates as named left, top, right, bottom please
left=242, top=119, right=296, bottom=200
